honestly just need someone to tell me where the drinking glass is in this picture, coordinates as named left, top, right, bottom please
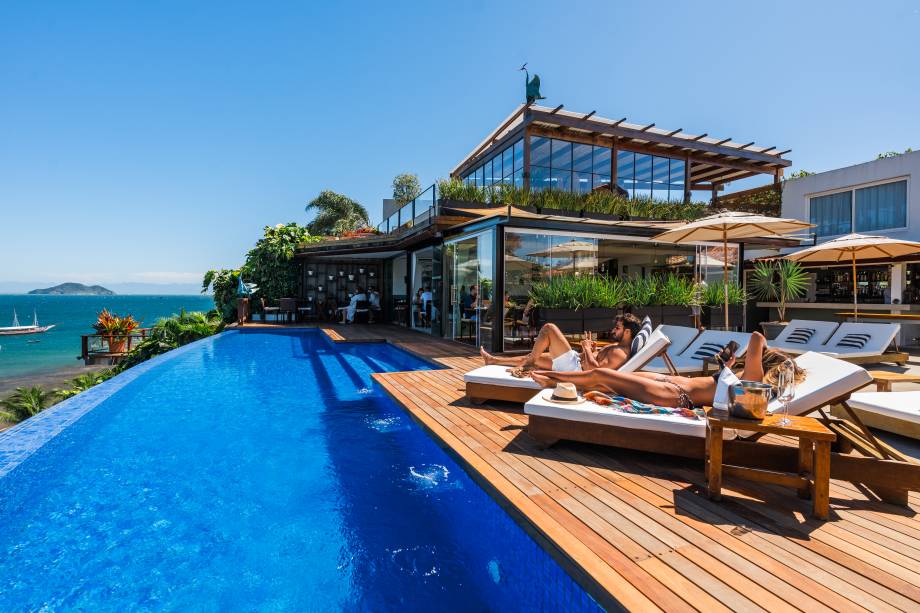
left=777, top=359, right=795, bottom=426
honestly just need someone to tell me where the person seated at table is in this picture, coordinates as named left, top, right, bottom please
left=367, top=288, right=381, bottom=322
left=462, top=285, right=479, bottom=320
left=480, top=314, right=642, bottom=372
left=530, top=332, right=805, bottom=409
left=341, top=286, right=367, bottom=323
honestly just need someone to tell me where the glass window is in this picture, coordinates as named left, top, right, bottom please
left=512, top=168, right=524, bottom=189
left=530, top=164, right=551, bottom=191
left=489, top=157, right=501, bottom=186
left=617, top=151, right=635, bottom=197
left=810, top=191, right=852, bottom=237
left=512, top=139, right=524, bottom=175
left=633, top=154, right=653, bottom=199
left=550, top=139, right=572, bottom=170
left=530, top=136, right=551, bottom=168
left=669, top=159, right=686, bottom=202
left=651, top=156, right=670, bottom=200
left=551, top=167, right=572, bottom=191
left=572, top=143, right=593, bottom=173
left=477, top=165, right=485, bottom=188
left=856, top=180, right=907, bottom=232
left=502, top=147, right=513, bottom=179
left=574, top=172, right=592, bottom=194
left=593, top=174, right=611, bottom=191
left=593, top=145, right=611, bottom=176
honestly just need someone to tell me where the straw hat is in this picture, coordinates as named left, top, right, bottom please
left=542, top=382, right=584, bottom=405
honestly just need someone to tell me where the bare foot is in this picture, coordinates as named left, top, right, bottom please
left=480, top=346, right=496, bottom=364
left=530, top=371, right=554, bottom=388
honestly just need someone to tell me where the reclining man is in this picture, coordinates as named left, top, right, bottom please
left=480, top=314, right=642, bottom=372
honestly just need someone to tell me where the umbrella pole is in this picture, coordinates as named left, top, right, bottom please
left=723, top=231, right=729, bottom=329
left=852, top=251, right=858, bottom=323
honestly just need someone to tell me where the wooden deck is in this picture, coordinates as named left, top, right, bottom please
left=251, top=322, right=920, bottom=611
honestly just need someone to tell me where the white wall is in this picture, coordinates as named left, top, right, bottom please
left=782, top=150, right=920, bottom=244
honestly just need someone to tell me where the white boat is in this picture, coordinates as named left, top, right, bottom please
left=0, top=308, right=56, bottom=336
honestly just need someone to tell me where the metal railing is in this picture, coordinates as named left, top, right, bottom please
left=375, top=183, right=439, bottom=235
left=81, top=329, right=149, bottom=363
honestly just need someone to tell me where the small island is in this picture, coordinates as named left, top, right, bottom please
left=29, top=283, right=116, bottom=296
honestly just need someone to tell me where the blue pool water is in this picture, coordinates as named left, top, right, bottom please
left=0, top=330, right=603, bottom=611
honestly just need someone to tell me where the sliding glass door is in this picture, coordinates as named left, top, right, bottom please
left=444, top=230, right=495, bottom=347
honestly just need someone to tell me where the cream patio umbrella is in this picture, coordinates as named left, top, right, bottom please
left=527, top=239, right=597, bottom=273
left=785, top=233, right=920, bottom=321
left=653, top=211, right=814, bottom=328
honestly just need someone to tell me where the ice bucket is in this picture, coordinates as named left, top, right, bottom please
left=728, top=380, right=773, bottom=420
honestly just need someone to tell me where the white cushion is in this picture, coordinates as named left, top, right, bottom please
left=818, top=322, right=900, bottom=358
left=463, top=364, right=541, bottom=389
left=525, top=392, right=708, bottom=437
left=642, top=330, right=752, bottom=374
left=620, top=327, right=670, bottom=373
left=846, top=391, right=920, bottom=426
left=766, top=351, right=872, bottom=416
left=643, top=325, right=700, bottom=372
left=771, top=320, right=840, bottom=353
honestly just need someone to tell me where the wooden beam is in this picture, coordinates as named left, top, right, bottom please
left=523, top=127, right=531, bottom=191
left=737, top=141, right=756, bottom=150
left=529, top=109, right=789, bottom=166
left=550, top=104, right=564, bottom=114
left=684, top=152, right=692, bottom=203
left=666, top=128, right=682, bottom=137
left=582, top=110, right=596, bottom=120
left=639, top=123, right=655, bottom=132
left=691, top=133, right=708, bottom=141
left=713, top=137, right=732, bottom=146
left=611, top=137, right=618, bottom=190
left=611, top=117, right=627, bottom=127
left=453, top=123, right=527, bottom=178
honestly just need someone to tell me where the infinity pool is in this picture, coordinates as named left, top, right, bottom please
left=0, top=330, right=602, bottom=611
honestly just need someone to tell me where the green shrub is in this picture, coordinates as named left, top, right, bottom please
left=1, top=386, right=56, bottom=423
left=653, top=274, right=695, bottom=307
left=704, top=281, right=747, bottom=306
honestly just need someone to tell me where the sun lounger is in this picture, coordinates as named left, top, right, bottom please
left=640, top=330, right=752, bottom=374
left=843, top=391, right=920, bottom=441
left=769, top=319, right=840, bottom=354
left=816, top=322, right=902, bottom=362
left=641, top=325, right=701, bottom=373
left=525, top=351, right=920, bottom=505
left=464, top=326, right=672, bottom=404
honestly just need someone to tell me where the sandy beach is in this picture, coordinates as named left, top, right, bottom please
left=0, top=364, right=108, bottom=397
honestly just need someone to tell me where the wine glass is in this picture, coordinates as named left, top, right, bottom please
left=777, top=359, right=796, bottom=426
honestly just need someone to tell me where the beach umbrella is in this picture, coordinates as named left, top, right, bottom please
left=527, top=239, right=597, bottom=272
left=785, top=233, right=920, bottom=321
left=654, top=211, right=813, bottom=328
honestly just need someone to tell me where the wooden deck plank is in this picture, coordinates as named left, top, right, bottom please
left=249, top=323, right=920, bottom=611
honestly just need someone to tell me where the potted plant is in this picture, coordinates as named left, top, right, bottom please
left=530, top=276, right=583, bottom=333
left=656, top=274, right=695, bottom=326
left=702, top=281, right=747, bottom=329
left=750, top=259, right=809, bottom=339
left=93, top=309, right=140, bottom=354
left=623, top=276, right=658, bottom=323
left=582, top=276, right=623, bottom=333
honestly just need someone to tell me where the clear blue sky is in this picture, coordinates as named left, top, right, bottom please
left=2, top=1, right=918, bottom=292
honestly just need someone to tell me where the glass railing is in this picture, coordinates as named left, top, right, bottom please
left=375, top=184, right=439, bottom=235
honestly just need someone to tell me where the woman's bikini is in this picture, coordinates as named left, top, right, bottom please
left=653, top=343, right=736, bottom=409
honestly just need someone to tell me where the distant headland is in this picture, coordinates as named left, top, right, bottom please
left=28, top=283, right=116, bottom=296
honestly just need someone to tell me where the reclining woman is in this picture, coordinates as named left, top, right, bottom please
left=530, top=332, right=805, bottom=409
left=480, top=314, right=642, bottom=373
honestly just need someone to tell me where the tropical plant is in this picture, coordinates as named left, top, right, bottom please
left=0, top=386, right=55, bottom=423
left=56, top=370, right=116, bottom=400
left=437, top=178, right=488, bottom=203
left=653, top=274, right=695, bottom=307
left=202, top=269, right=241, bottom=322
left=242, top=223, right=319, bottom=302
left=787, top=170, right=815, bottom=180
left=92, top=309, right=140, bottom=343
left=392, top=173, right=421, bottom=204
left=703, top=281, right=747, bottom=306
left=118, top=310, right=224, bottom=370
left=749, top=259, right=808, bottom=322
left=305, top=190, right=370, bottom=236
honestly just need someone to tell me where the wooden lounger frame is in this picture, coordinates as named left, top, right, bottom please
left=527, top=391, right=920, bottom=506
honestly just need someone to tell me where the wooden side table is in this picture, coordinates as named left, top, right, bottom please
left=867, top=370, right=920, bottom=392
left=706, top=413, right=837, bottom=520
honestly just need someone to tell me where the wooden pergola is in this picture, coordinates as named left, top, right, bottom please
left=451, top=104, right=792, bottom=202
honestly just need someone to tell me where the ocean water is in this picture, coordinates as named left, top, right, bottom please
left=0, top=294, right=215, bottom=379
left=0, top=329, right=603, bottom=611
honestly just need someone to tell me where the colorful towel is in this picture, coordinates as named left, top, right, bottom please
left=606, top=396, right=704, bottom=420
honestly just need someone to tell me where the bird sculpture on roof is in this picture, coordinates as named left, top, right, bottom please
left=519, top=63, right=545, bottom=105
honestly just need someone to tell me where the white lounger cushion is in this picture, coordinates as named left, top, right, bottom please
left=525, top=392, right=708, bottom=437
left=818, top=322, right=900, bottom=358
left=846, top=391, right=920, bottom=426
left=642, top=330, right=752, bottom=374
left=766, top=351, right=872, bottom=416
left=525, top=351, right=871, bottom=439
left=643, top=325, right=700, bottom=372
left=464, top=364, right=541, bottom=389
left=770, top=320, right=840, bottom=354
left=463, top=326, right=671, bottom=390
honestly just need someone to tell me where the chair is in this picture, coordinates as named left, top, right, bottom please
left=353, top=300, right=370, bottom=324
left=279, top=298, right=297, bottom=324
left=641, top=325, right=702, bottom=373
left=465, top=326, right=673, bottom=404
left=261, top=297, right=280, bottom=322
left=817, top=322, right=902, bottom=362
left=842, top=391, right=920, bottom=441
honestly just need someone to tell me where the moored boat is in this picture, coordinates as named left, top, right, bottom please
left=0, top=308, right=56, bottom=336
